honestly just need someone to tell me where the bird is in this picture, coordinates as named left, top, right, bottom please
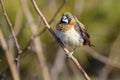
left=56, top=12, right=94, bottom=57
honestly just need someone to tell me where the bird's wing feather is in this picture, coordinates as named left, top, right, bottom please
left=74, top=16, right=93, bottom=47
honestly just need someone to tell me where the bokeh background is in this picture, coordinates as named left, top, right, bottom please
left=0, top=0, right=120, bottom=80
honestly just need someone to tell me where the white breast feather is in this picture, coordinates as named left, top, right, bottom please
left=56, top=26, right=84, bottom=48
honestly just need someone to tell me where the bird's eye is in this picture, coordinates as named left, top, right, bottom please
left=61, top=15, right=69, bottom=23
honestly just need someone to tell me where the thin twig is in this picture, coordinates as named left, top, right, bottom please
left=31, top=0, right=91, bottom=80
left=0, top=28, right=20, bottom=80
left=13, top=9, right=23, bottom=63
left=0, top=0, right=22, bottom=54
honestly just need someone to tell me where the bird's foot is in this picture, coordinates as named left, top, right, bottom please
left=68, top=51, right=74, bottom=58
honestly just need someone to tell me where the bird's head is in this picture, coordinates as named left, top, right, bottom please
left=60, top=12, right=74, bottom=24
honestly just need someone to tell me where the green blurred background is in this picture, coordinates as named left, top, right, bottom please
left=0, top=0, right=120, bottom=80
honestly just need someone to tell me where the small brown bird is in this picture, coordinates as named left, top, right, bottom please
left=56, top=12, right=93, bottom=57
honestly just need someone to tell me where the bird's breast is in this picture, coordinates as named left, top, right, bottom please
left=56, top=26, right=84, bottom=48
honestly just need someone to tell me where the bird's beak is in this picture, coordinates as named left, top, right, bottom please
left=61, top=15, right=68, bottom=23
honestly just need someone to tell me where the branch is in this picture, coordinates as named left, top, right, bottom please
left=0, top=0, right=22, bottom=54
left=0, top=0, right=22, bottom=68
left=31, top=0, right=91, bottom=80
left=0, top=28, right=20, bottom=80
left=21, top=0, right=51, bottom=80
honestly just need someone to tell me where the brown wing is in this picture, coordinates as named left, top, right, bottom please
left=74, top=16, right=94, bottom=47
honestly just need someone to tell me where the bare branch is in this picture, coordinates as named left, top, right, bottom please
left=31, top=0, right=91, bottom=80
left=21, top=0, right=51, bottom=80
left=0, top=0, right=22, bottom=54
left=0, top=28, right=20, bottom=80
